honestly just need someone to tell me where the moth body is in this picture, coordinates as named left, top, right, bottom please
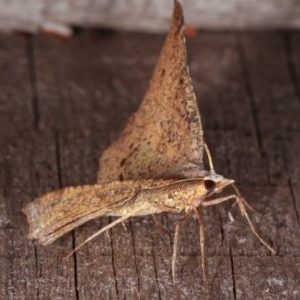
left=22, top=176, right=233, bottom=246
left=122, top=176, right=234, bottom=216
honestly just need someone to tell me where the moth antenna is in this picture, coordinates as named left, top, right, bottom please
left=64, top=215, right=131, bottom=260
left=204, top=143, right=215, bottom=173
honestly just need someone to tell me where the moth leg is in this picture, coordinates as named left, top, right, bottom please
left=203, top=193, right=264, bottom=212
left=152, top=215, right=169, bottom=233
left=64, top=215, right=131, bottom=259
left=193, top=207, right=207, bottom=285
left=233, top=194, right=276, bottom=254
left=177, top=211, right=192, bottom=222
left=172, top=222, right=180, bottom=283
left=232, top=184, right=270, bottom=216
left=172, top=211, right=192, bottom=282
left=203, top=193, right=276, bottom=254
left=122, top=221, right=128, bottom=231
left=152, top=202, right=179, bottom=213
left=152, top=204, right=180, bottom=235
left=202, top=195, right=236, bottom=207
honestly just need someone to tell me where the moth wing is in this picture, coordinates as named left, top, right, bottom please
left=98, top=0, right=204, bottom=182
left=22, top=182, right=140, bottom=245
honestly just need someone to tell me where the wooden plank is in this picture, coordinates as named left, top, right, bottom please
left=233, top=257, right=300, bottom=299
left=236, top=31, right=300, bottom=247
left=0, top=132, right=77, bottom=299
left=0, top=35, right=35, bottom=300
left=238, top=32, right=300, bottom=135
left=0, top=35, right=34, bottom=134
left=228, top=31, right=300, bottom=298
left=0, top=30, right=299, bottom=299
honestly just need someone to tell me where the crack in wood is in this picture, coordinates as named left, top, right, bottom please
left=229, top=246, right=237, bottom=300
left=54, top=131, right=79, bottom=299
left=284, top=32, right=300, bottom=106
left=71, top=232, right=80, bottom=300
left=54, top=131, right=62, bottom=188
left=25, top=35, right=40, bottom=130
left=109, top=218, right=120, bottom=298
left=280, top=143, right=300, bottom=230
left=33, top=245, right=41, bottom=300
left=151, top=227, right=162, bottom=300
left=235, top=33, right=265, bottom=158
left=129, top=219, right=141, bottom=293
left=218, top=212, right=225, bottom=243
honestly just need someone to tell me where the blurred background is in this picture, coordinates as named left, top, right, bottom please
left=1, top=0, right=300, bottom=36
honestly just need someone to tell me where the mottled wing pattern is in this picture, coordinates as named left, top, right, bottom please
left=22, top=180, right=161, bottom=245
left=98, top=0, right=204, bottom=182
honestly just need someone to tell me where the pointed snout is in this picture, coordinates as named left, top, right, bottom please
left=215, top=178, right=234, bottom=193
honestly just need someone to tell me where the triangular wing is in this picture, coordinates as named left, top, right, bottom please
left=98, top=0, right=204, bottom=181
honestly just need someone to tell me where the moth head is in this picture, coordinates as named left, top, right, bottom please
left=203, top=171, right=234, bottom=194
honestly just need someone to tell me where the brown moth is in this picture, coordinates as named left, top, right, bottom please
left=23, top=0, right=275, bottom=284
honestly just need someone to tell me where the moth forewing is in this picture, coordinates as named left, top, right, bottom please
left=98, top=0, right=204, bottom=182
left=22, top=178, right=215, bottom=246
left=22, top=179, right=170, bottom=245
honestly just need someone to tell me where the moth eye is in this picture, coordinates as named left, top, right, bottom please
left=204, top=180, right=216, bottom=190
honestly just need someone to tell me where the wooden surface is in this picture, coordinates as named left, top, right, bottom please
left=0, top=30, right=300, bottom=299
left=1, top=0, right=300, bottom=33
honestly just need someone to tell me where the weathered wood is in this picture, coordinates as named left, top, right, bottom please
left=0, top=30, right=300, bottom=299
left=1, top=0, right=300, bottom=34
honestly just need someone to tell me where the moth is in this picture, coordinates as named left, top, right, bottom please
left=23, top=0, right=275, bottom=283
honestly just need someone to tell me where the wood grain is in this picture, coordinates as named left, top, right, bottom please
left=0, top=30, right=299, bottom=299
